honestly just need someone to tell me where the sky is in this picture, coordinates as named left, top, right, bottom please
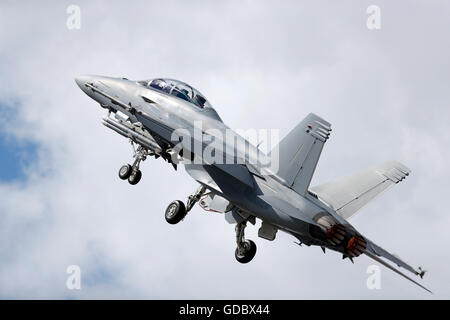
left=0, top=0, right=449, bottom=299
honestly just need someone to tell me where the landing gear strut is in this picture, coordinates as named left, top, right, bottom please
left=234, top=221, right=257, bottom=263
left=118, top=141, right=149, bottom=185
left=165, top=186, right=207, bottom=224
left=186, top=186, right=207, bottom=212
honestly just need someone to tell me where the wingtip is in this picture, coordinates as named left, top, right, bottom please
left=418, top=267, right=427, bottom=279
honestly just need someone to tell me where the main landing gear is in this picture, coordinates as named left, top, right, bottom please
left=164, top=185, right=257, bottom=264
left=165, top=186, right=207, bottom=224
left=234, top=221, right=257, bottom=263
left=118, top=142, right=149, bottom=185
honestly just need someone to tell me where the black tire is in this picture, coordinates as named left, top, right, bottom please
left=235, top=240, right=257, bottom=264
left=165, top=200, right=186, bottom=224
left=128, top=169, right=142, bottom=185
left=118, top=164, right=132, bottom=180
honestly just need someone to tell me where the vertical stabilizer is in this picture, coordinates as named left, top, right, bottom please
left=271, top=113, right=331, bottom=195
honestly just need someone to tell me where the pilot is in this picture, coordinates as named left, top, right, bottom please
left=149, top=79, right=168, bottom=92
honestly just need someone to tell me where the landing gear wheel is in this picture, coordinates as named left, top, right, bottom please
left=118, top=164, right=132, bottom=180
left=235, top=239, right=257, bottom=264
left=165, top=200, right=187, bottom=224
left=128, top=169, right=142, bottom=185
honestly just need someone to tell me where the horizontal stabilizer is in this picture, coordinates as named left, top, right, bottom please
left=310, top=161, right=411, bottom=219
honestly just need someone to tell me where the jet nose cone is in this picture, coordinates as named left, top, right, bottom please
left=74, top=75, right=91, bottom=90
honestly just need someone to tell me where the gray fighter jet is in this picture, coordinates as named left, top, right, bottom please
left=75, top=75, right=430, bottom=292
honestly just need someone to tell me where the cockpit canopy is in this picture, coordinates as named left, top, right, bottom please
left=138, top=78, right=211, bottom=109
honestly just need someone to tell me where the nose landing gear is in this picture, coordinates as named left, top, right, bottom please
left=118, top=164, right=132, bottom=180
left=118, top=141, right=149, bottom=185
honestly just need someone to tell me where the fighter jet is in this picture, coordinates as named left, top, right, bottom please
left=75, top=75, right=430, bottom=292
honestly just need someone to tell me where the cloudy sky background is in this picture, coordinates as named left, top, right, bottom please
left=0, top=0, right=449, bottom=299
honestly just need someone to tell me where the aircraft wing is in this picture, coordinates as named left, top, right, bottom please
left=135, top=112, right=176, bottom=144
left=364, top=238, right=431, bottom=293
left=310, top=161, right=411, bottom=219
